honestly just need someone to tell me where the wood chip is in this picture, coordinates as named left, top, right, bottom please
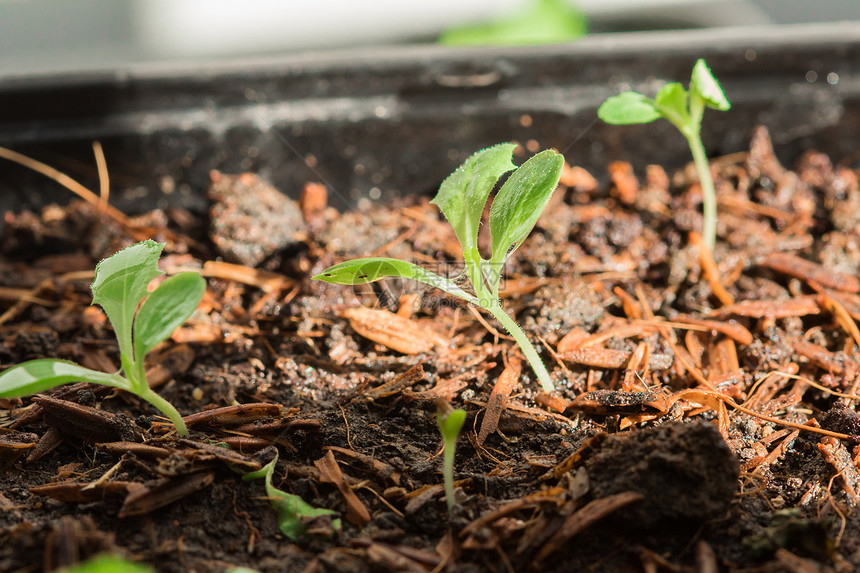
left=477, top=356, right=521, bottom=446
left=30, top=481, right=133, bottom=503
left=535, top=491, right=644, bottom=562
left=566, top=390, right=669, bottom=416
left=560, top=347, right=673, bottom=371
left=792, top=340, right=857, bottom=377
left=342, top=307, right=446, bottom=354
left=300, top=182, right=328, bottom=222
left=608, top=161, right=638, bottom=205
left=365, top=363, right=426, bottom=400
left=324, top=446, right=401, bottom=485
left=182, top=403, right=283, bottom=428
left=710, top=295, right=820, bottom=319
left=674, top=316, right=753, bottom=345
left=560, top=164, right=598, bottom=192
left=761, top=252, right=860, bottom=293
left=817, top=437, right=860, bottom=503
left=119, top=471, right=215, bottom=518
left=315, top=450, right=371, bottom=525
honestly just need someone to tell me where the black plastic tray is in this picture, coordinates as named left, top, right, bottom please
left=1, top=22, right=858, bottom=215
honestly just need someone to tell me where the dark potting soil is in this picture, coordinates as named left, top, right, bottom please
left=3, top=126, right=860, bottom=572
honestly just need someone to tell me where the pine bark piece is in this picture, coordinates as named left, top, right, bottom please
left=761, top=252, right=860, bottom=293
left=342, top=307, right=446, bottom=355
left=477, top=356, right=521, bottom=446
left=118, top=471, right=215, bottom=518
left=315, top=450, right=371, bottom=526
left=710, top=295, right=821, bottom=319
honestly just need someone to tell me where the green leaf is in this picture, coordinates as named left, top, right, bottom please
left=91, top=241, right=164, bottom=358
left=690, top=59, right=731, bottom=111
left=430, top=143, right=517, bottom=255
left=60, top=554, right=153, bottom=573
left=243, top=453, right=340, bottom=539
left=0, top=359, right=132, bottom=398
left=438, top=0, right=586, bottom=46
left=489, top=149, right=564, bottom=265
left=598, top=92, right=661, bottom=125
left=312, top=257, right=478, bottom=304
left=654, top=82, right=688, bottom=116
left=133, top=272, right=206, bottom=362
left=437, top=408, right=466, bottom=442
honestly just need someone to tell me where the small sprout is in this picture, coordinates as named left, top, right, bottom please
left=0, top=240, right=205, bottom=437
left=436, top=399, right=467, bottom=513
left=598, top=58, right=730, bottom=250
left=242, top=450, right=341, bottom=539
left=313, top=144, right=564, bottom=393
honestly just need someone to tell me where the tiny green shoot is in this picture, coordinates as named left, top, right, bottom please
left=0, top=240, right=205, bottom=437
left=242, top=450, right=341, bottom=539
left=436, top=400, right=467, bottom=513
left=598, top=58, right=731, bottom=250
left=313, top=144, right=564, bottom=393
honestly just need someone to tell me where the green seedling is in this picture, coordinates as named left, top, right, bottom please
left=598, top=58, right=731, bottom=251
left=436, top=400, right=467, bottom=512
left=0, top=240, right=204, bottom=437
left=242, top=450, right=341, bottom=539
left=313, top=144, right=564, bottom=393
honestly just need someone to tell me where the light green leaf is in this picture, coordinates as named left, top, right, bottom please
left=0, top=359, right=132, bottom=398
left=60, top=554, right=153, bottom=573
left=430, top=144, right=517, bottom=255
left=91, top=241, right=164, bottom=358
left=243, top=453, right=340, bottom=539
left=133, top=272, right=206, bottom=362
left=489, top=149, right=564, bottom=264
left=312, top=257, right=478, bottom=304
left=439, top=0, right=586, bottom=46
left=690, top=59, right=731, bottom=111
left=598, top=92, right=661, bottom=125
left=654, top=82, right=688, bottom=116
left=437, top=408, right=466, bottom=442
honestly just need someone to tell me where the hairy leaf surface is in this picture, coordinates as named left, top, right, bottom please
left=0, top=359, right=132, bottom=398
left=134, top=272, right=206, bottom=362
left=430, top=143, right=517, bottom=255
left=489, top=149, right=564, bottom=264
left=91, top=240, right=164, bottom=356
left=313, top=257, right=477, bottom=303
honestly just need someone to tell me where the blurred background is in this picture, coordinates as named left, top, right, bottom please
left=0, top=0, right=857, bottom=76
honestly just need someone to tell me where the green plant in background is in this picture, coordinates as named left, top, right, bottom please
left=436, top=400, right=467, bottom=512
left=0, top=240, right=204, bottom=437
left=598, top=58, right=731, bottom=251
left=242, top=450, right=341, bottom=539
left=439, top=0, right=586, bottom=46
left=60, top=554, right=152, bottom=573
left=313, top=144, right=564, bottom=393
